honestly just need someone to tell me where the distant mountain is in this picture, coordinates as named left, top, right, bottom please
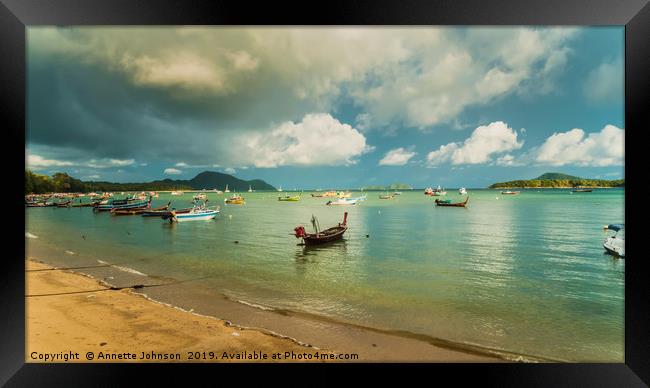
left=536, top=172, right=582, bottom=180
left=188, top=171, right=275, bottom=191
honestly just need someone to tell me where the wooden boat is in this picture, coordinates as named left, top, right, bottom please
left=572, top=189, right=593, bottom=192
left=293, top=212, right=348, bottom=246
left=279, top=195, right=300, bottom=201
left=459, top=187, right=467, bottom=195
left=435, top=197, right=468, bottom=207
left=379, top=192, right=395, bottom=199
left=71, top=200, right=100, bottom=207
left=224, top=194, right=245, bottom=204
left=501, top=190, right=520, bottom=195
left=94, top=198, right=150, bottom=212
left=111, top=206, right=150, bottom=215
left=26, top=202, right=49, bottom=207
left=55, top=200, right=72, bottom=207
left=311, top=193, right=324, bottom=197
left=193, top=193, right=207, bottom=200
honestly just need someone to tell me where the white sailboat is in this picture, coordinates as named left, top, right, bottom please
left=278, top=186, right=283, bottom=192
left=248, top=185, right=253, bottom=193
left=224, top=184, right=230, bottom=193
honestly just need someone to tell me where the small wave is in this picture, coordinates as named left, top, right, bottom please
left=236, top=299, right=275, bottom=311
left=65, top=250, right=76, bottom=255
left=25, top=232, right=38, bottom=239
left=112, top=265, right=147, bottom=276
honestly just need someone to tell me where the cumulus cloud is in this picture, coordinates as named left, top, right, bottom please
left=235, top=113, right=373, bottom=168
left=535, top=124, right=624, bottom=166
left=426, top=121, right=524, bottom=166
left=26, top=27, right=585, bottom=170
left=27, top=153, right=134, bottom=169
left=27, top=154, right=74, bottom=168
left=164, top=168, right=182, bottom=175
left=224, top=167, right=236, bottom=174
left=583, top=59, right=623, bottom=103
left=379, top=147, right=417, bottom=166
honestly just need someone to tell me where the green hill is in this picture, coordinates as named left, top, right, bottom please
left=536, top=172, right=582, bottom=180
left=489, top=172, right=623, bottom=189
left=25, top=170, right=276, bottom=194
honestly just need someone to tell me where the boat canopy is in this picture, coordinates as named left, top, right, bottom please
left=605, top=224, right=624, bottom=231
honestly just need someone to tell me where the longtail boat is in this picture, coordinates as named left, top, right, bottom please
left=572, top=189, right=593, bottom=192
left=158, top=208, right=192, bottom=219
left=435, top=197, right=468, bottom=207
left=94, top=198, right=150, bottom=212
left=139, top=202, right=174, bottom=217
left=500, top=190, right=520, bottom=195
left=55, top=200, right=72, bottom=207
left=293, top=212, right=348, bottom=246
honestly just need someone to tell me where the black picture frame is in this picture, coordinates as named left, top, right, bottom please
left=3, top=0, right=648, bottom=385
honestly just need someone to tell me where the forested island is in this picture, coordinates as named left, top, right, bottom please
left=25, top=170, right=276, bottom=194
left=361, top=183, right=413, bottom=190
left=489, top=172, right=624, bottom=189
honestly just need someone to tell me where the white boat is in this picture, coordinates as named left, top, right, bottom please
left=193, top=193, right=207, bottom=200
left=431, top=185, right=447, bottom=196
left=459, top=187, right=467, bottom=195
left=326, top=197, right=359, bottom=206
left=169, top=205, right=220, bottom=222
left=501, top=190, right=520, bottom=195
left=224, top=185, right=230, bottom=193
left=248, top=185, right=253, bottom=193
left=603, top=224, right=625, bottom=258
left=278, top=186, right=283, bottom=192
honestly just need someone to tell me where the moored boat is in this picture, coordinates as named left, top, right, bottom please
left=501, top=190, right=520, bottom=195
left=224, top=194, right=245, bottom=204
left=293, top=212, right=348, bottom=246
left=603, top=224, right=625, bottom=258
left=572, top=188, right=593, bottom=193
left=326, top=197, right=359, bottom=206
left=168, top=204, right=220, bottom=222
left=459, top=187, right=467, bottom=195
left=435, top=197, right=469, bottom=207
left=278, top=195, right=301, bottom=201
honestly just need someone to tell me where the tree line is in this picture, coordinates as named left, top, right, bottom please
left=25, top=170, right=193, bottom=194
left=489, top=179, right=625, bottom=189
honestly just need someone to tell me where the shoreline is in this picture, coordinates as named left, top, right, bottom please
left=26, top=257, right=508, bottom=363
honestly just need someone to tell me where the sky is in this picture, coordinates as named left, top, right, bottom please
left=25, top=27, right=624, bottom=189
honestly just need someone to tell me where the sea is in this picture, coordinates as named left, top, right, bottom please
left=25, top=188, right=625, bottom=362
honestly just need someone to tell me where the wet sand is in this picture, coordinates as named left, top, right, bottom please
left=26, top=259, right=502, bottom=363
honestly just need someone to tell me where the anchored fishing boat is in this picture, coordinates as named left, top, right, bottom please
left=379, top=192, right=395, bottom=199
left=459, top=187, right=467, bottom=195
left=278, top=194, right=301, bottom=201
left=248, top=185, right=253, bottom=193
left=603, top=224, right=625, bottom=258
left=435, top=197, right=469, bottom=207
left=431, top=186, right=447, bottom=196
left=55, top=199, right=72, bottom=207
left=501, top=190, right=520, bottom=195
left=168, top=203, right=220, bottom=222
left=224, top=194, right=245, bottom=204
left=326, top=197, right=359, bottom=206
left=193, top=193, right=207, bottom=200
left=293, top=212, right=348, bottom=246
left=572, top=188, right=593, bottom=193
left=94, top=197, right=151, bottom=212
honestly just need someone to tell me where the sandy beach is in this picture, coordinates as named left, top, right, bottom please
left=25, top=258, right=501, bottom=363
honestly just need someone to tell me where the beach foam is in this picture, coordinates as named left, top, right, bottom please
left=25, top=232, right=39, bottom=239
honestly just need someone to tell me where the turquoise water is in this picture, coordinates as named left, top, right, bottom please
left=25, top=189, right=625, bottom=361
